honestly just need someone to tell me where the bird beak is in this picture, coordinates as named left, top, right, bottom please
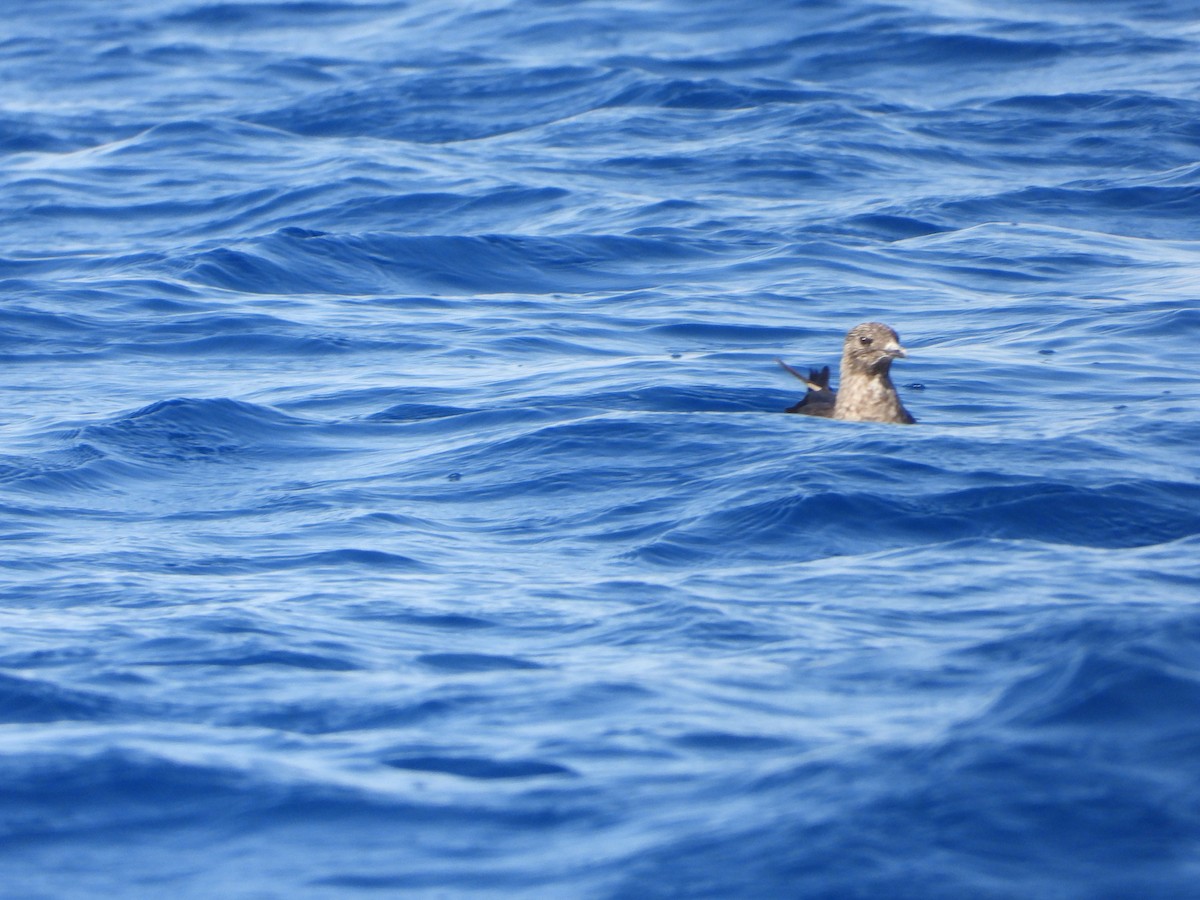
left=885, top=342, right=907, bottom=359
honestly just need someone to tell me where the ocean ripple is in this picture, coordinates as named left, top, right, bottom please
left=3, top=0, right=1200, bottom=896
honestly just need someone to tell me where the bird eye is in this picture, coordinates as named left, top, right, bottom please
left=858, top=336, right=873, bottom=345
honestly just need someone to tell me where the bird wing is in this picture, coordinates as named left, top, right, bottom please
left=777, top=360, right=831, bottom=391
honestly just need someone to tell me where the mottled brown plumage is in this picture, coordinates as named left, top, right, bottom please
left=781, top=323, right=915, bottom=424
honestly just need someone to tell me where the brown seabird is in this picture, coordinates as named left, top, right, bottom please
left=780, top=322, right=915, bottom=424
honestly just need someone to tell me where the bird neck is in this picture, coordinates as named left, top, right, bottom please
left=833, top=363, right=908, bottom=423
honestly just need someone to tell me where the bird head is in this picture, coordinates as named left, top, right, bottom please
left=842, top=322, right=908, bottom=375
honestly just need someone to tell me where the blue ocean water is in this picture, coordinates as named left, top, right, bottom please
left=3, top=0, right=1200, bottom=895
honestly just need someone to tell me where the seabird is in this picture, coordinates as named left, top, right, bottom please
left=780, top=322, right=915, bottom=424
